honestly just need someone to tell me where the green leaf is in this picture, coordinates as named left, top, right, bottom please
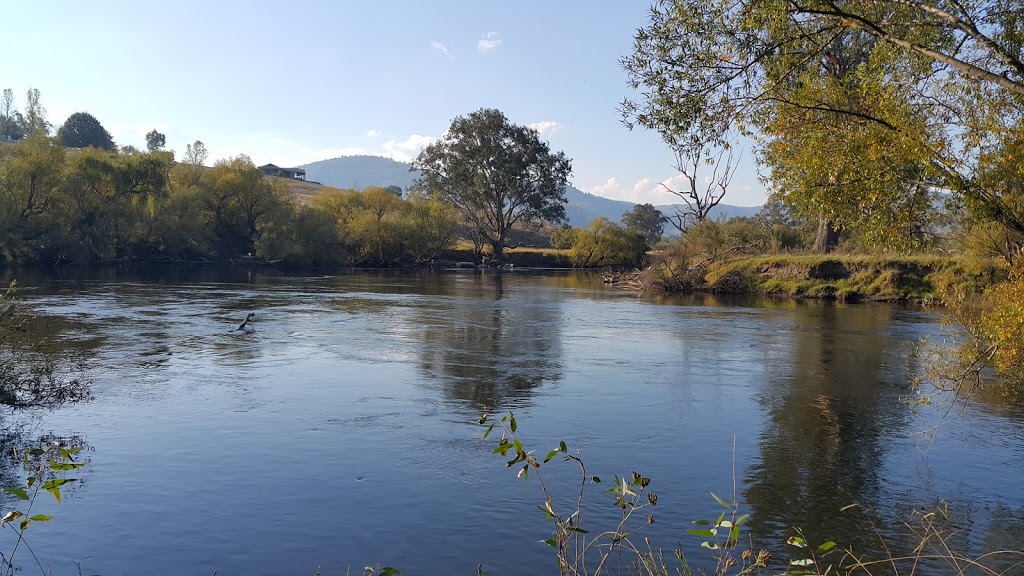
left=380, top=568, right=401, bottom=576
left=513, top=439, right=523, bottom=453
left=735, top=513, right=750, bottom=526
left=729, top=525, right=740, bottom=542
left=42, top=478, right=73, bottom=490
left=559, top=441, right=567, bottom=452
left=20, top=519, right=30, bottom=531
left=3, top=488, right=28, bottom=500
left=715, top=511, right=726, bottom=528
left=566, top=527, right=589, bottom=534
left=542, top=538, right=557, bottom=547
left=25, top=477, right=35, bottom=489
left=482, top=423, right=495, bottom=439
left=591, top=476, right=601, bottom=484
left=544, top=449, right=559, bottom=463
left=28, top=514, right=51, bottom=522
left=50, top=460, right=85, bottom=471
left=26, top=449, right=45, bottom=457
left=686, top=529, right=715, bottom=537
left=787, top=536, right=807, bottom=548
left=711, top=492, right=730, bottom=509
left=47, top=488, right=61, bottom=503
left=692, top=519, right=710, bottom=526
left=509, top=414, right=517, bottom=433
left=817, top=541, right=837, bottom=553
left=58, top=447, right=81, bottom=459
left=478, top=414, right=489, bottom=425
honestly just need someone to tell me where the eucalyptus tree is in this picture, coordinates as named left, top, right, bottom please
left=413, top=108, right=572, bottom=263
left=145, top=129, right=166, bottom=152
left=621, top=0, right=1024, bottom=251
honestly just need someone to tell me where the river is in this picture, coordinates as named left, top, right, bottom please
left=1, top=267, right=1022, bottom=575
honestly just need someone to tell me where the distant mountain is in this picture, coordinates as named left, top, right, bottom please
left=297, top=155, right=763, bottom=228
left=300, top=155, right=418, bottom=191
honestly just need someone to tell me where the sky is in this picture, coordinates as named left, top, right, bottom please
left=2, top=1, right=767, bottom=207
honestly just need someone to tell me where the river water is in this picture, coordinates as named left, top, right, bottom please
left=1, top=268, right=1022, bottom=575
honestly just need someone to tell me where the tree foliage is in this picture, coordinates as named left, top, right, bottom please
left=621, top=203, right=665, bottom=244
left=621, top=0, right=1024, bottom=251
left=145, top=129, right=166, bottom=152
left=57, top=112, right=115, bottom=150
left=567, top=218, right=649, bottom=268
left=413, top=108, right=572, bottom=262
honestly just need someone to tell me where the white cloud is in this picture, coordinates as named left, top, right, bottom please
left=477, top=32, right=502, bottom=53
left=586, top=175, right=686, bottom=204
left=588, top=177, right=622, bottom=197
left=528, top=121, right=560, bottom=137
left=380, top=134, right=435, bottom=163
left=367, top=129, right=380, bottom=137
left=431, top=41, right=454, bottom=60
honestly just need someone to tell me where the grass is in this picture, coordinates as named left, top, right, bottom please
left=681, top=253, right=1004, bottom=302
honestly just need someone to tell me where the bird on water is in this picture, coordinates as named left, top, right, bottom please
left=232, top=312, right=255, bottom=332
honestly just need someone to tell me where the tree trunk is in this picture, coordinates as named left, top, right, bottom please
left=490, top=238, right=504, bottom=264
left=814, top=213, right=841, bottom=253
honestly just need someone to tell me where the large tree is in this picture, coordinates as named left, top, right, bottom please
left=0, top=89, right=24, bottom=139
left=57, top=112, right=115, bottom=150
left=145, top=129, right=166, bottom=152
left=412, top=108, right=572, bottom=262
left=621, top=202, right=665, bottom=244
left=621, top=0, right=1024, bottom=251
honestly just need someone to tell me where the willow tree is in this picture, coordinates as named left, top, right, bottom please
left=621, top=0, right=1024, bottom=251
left=412, top=108, right=572, bottom=263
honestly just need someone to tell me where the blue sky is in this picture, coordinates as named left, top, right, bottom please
left=3, top=1, right=766, bottom=207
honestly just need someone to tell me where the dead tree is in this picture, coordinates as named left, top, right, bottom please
left=661, top=147, right=738, bottom=234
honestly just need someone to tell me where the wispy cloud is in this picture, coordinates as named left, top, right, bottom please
left=431, top=41, right=454, bottom=60
left=367, top=129, right=381, bottom=137
left=528, top=121, right=560, bottom=137
left=477, top=32, right=502, bottom=53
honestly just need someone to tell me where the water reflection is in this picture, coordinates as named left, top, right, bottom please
left=744, top=303, right=918, bottom=558
left=415, top=274, right=563, bottom=411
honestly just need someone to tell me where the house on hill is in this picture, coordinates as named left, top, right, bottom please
left=258, top=163, right=306, bottom=181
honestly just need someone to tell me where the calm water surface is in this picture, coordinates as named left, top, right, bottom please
left=2, top=268, right=1023, bottom=575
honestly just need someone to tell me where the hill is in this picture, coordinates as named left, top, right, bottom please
left=297, top=155, right=763, bottom=228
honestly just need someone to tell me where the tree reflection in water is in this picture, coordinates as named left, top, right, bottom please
left=416, top=273, right=564, bottom=413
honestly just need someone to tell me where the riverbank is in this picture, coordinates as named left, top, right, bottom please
left=615, top=253, right=1005, bottom=302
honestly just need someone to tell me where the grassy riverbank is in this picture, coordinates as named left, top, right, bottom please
left=639, top=253, right=1005, bottom=302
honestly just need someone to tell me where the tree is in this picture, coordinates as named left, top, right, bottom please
left=0, top=89, right=24, bottom=139
left=145, top=129, right=166, bottom=152
left=662, top=148, right=737, bottom=234
left=184, top=140, right=208, bottom=166
left=568, top=218, right=649, bottom=268
left=412, top=108, right=572, bottom=263
left=57, top=112, right=115, bottom=150
left=621, top=203, right=665, bottom=244
left=621, top=0, right=1024, bottom=251
left=23, top=88, right=49, bottom=136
